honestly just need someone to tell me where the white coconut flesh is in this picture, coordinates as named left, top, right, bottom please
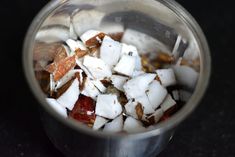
left=95, top=94, right=122, bottom=119
left=39, top=28, right=198, bottom=133
left=100, top=36, right=122, bottom=67
left=103, top=115, right=123, bottom=132
left=57, top=78, right=80, bottom=110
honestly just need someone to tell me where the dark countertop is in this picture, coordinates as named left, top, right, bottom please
left=0, top=0, right=234, bottom=157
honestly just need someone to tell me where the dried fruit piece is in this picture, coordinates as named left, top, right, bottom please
left=141, top=55, right=156, bottom=73
left=135, top=103, right=144, bottom=120
left=69, top=95, right=95, bottom=126
left=156, top=52, right=174, bottom=64
left=75, top=48, right=88, bottom=58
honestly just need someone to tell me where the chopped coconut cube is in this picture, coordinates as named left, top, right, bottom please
left=81, top=79, right=100, bottom=100
left=114, top=55, right=136, bottom=76
left=76, top=59, right=94, bottom=79
left=147, top=80, right=167, bottom=110
left=123, top=117, right=145, bottom=133
left=160, top=94, right=176, bottom=112
left=56, top=69, right=83, bottom=90
left=110, top=75, right=128, bottom=92
left=121, top=29, right=170, bottom=54
left=66, top=39, right=87, bottom=52
left=83, top=56, right=112, bottom=80
left=93, top=116, right=108, bottom=130
left=123, top=73, right=156, bottom=99
left=173, top=65, right=199, bottom=89
left=179, top=90, right=192, bottom=102
left=90, top=80, right=107, bottom=93
left=148, top=108, right=164, bottom=123
left=80, top=30, right=102, bottom=45
left=57, top=78, right=80, bottom=110
left=136, top=94, right=155, bottom=114
left=72, top=10, right=105, bottom=36
left=103, top=115, right=123, bottom=132
left=46, top=98, right=67, bottom=118
left=121, top=43, right=142, bottom=70
left=100, top=36, right=122, bottom=67
left=125, top=100, right=139, bottom=119
left=156, top=69, right=176, bottom=87
left=95, top=94, right=122, bottom=119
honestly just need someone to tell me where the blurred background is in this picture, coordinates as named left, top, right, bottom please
left=0, top=0, right=234, bottom=157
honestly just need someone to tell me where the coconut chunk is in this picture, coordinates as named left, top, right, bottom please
left=123, top=73, right=156, bottom=99
left=93, top=116, right=108, bottom=130
left=110, top=75, right=128, bottom=92
left=114, top=55, right=136, bottom=77
left=90, top=80, right=107, bottom=93
left=123, top=117, right=145, bottom=133
left=148, top=108, right=164, bottom=123
left=57, top=78, right=80, bottom=110
left=76, top=59, right=94, bottom=79
left=121, top=29, right=170, bottom=54
left=81, top=79, right=100, bottom=100
left=156, top=69, right=176, bottom=87
left=179, top=90, right=192, bottom=102
left=95, top=94, right=122, bottom=119
left=160, top=94, right=176, bottom=112
left=125, top=100, right=138, bottom=119
left=146, top=80, right=167, bottom=110
left=103, top=115, right=123, bottom=132
left=136, top=94, right=155, bottom=114
left=100, top=36, right=122, bottom=67
left=36, top=26, right=69, bottom=43
left=83, top=56, right=112, bottom=80
left=132, top=71, right=145, bottom=77
left=173, top=65, right=199, bottom=89
left=72, top=10, right=105, bottom=36
left=66, top=39, right=87, bottom=52
left=121, top=43, right=142, bottom=70
left=46, top=98, right=67, bottom=118
left=80, top=30, right=102, bottom=45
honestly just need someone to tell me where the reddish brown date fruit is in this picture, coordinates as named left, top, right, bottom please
left=69, top=95, right=96, bottom=126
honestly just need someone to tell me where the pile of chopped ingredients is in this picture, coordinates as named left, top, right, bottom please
left=34, top=28, right=199, bottom=133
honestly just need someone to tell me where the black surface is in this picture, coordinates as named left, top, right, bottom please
left=0, top=0, right=234, bottom=157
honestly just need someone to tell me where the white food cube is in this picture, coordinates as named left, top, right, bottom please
left=123, top=73, right=156, bottom=99
left=80, top=30, right=102, bottom=45
left=90, top=80, right=107, bottom=93
left=121, top=29, right=170, bottom=54
left=110, top=75, right=128, bottom=92
left=46, top=98, right=67, bottom=118
left=57, top=78, right=80, bottom=110
left=121, top=43, right=142, bottom=70
left=156, top=69, right=176, bottom=87
left=124, top=100, right=139, bottom=119
left=160, top=94, right=176, bottom=112
left=95, top=94, right=122, bottom=119
left=114, top=55, right=136, bottom=77
left=173, top=65, right=199, bottom=89
left=100, top=36, right=122, bottom=67
left=93, top=116, right=108, bottom=130
left=132, top=71, right=145, bottom=77
left=81, top=78, right=100, bottom=100
left=123, top=117, right=145, bottom=133
left=146, top=80, right=167, bottom=110
left=56, top=69, right=83, bottom=90
left=148, top=108, right=164, bottom=123
left=103, top=115, right=123, bottom=132
left=83, top=56, right=112, bottom=80
left=66, top=39, right=87, bottom=52
left=135, top=94, right=155, bottom=114
left=72, top=10, right=105, bottom=36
